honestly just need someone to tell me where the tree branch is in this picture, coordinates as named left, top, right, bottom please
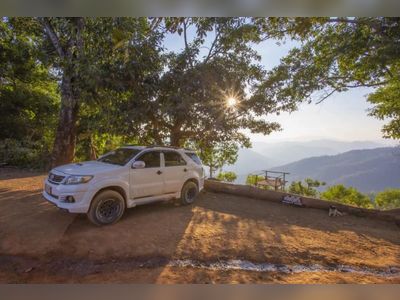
left=39, top=17, right=65, bottom=59
left=343, top=81, right=389, bottom=88
left=204, top=25, right=221, bottom=64
left=183, top=18, right=193, bottom=67
left=325, top=17, right=381, bottom=31
left=315, top=88, right=337, bottom=104
left=326, top=17, right=360, bottom=25
left=183, top=19, right=189, bottom=51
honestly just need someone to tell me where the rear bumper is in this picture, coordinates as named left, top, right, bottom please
left=199, top=177, right=205, bottom=191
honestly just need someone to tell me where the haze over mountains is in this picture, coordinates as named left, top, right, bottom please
left=271, top=147, right=400, bottom=193
left=222, top=139, right=399, bottom=192
left=251, top=139, right=384, bottom=166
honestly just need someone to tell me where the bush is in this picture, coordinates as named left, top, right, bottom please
left=288, top=178, right=325, bottom=197
left=321, top=184, right=373, bottom=208
left=0, top=138, right=51, bottom=169
left=375, top=189, right=400, bottom=210
left=216, top=171, right=237, bottom=182
left=246, top=174, right=265, bottom=186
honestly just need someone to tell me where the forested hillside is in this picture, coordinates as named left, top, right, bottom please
left=272, top=147, right=400, bottom=193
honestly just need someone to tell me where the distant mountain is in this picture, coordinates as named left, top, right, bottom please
left=251, top=140, right=384, bottom=166
left=271, top=147, right=400, bottom=193
left=219, top=139, right=388, bottom=184
left=222, top=148, right=278, bottom=184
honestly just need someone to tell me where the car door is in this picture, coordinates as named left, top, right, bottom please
left=162, top=151, right=188, bottom=194
left=130, top=151, right=164, bottom=199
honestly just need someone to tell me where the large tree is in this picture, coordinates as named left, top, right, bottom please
left=255, top=17, right=400, bottom=139
left=38, top=17, right=86, bottom=167
left=117, top=17, right=282, bottom=151
left=37, top=17, right=163, bottom=167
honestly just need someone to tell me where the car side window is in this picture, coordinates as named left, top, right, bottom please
left=137, top=151, right=160, bottom=168
left=164, top=151, right=187, bottom=167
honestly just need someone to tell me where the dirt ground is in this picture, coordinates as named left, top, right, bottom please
left=0, top=168, right=399, bottom=283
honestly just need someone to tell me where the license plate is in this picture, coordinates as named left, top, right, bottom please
left=45, top=183, right=52, bottom=195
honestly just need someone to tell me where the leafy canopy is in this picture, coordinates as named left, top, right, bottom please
left=287, top=178, right=326, bottom=197
left=0, top=18, right=59, bottom=168
left=216, top=171, right=237, bottom=183
left=257, top=17, right=400, bottom=139
left=115, top=18, right=283, bottom=150
left=199, top=141, right=239, bottom=178
left=374, top=188, right=400, bottom=210
left=321, top=184, right=373, bottom=209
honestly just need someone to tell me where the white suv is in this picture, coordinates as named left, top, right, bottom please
left=42, top=146, right=204, bottom=225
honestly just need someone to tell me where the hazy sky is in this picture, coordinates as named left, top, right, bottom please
left=164, top=28, right=396, bottom=145
left=250, top=39, right=394, bottom=144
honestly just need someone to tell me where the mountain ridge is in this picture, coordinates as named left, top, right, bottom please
left=270, top=147, right=400, bottom=193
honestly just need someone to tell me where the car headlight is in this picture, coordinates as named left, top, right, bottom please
left=64, top=175, right=93, bottom=185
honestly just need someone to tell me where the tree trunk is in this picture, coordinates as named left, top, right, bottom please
left=170, top=129, right=183, bottom=147
left=88, top=134, right=97, bottom=160
left=50, top=75, right=79, bottom=168
left=209, top=165, right=214, bottom=178
left=42, top=17, right=84, bottom=169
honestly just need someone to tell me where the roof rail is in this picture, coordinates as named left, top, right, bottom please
left=147, top=144, right=179, bottom=149
left=123, top=144, right=197, bottom=152
left=147, top=145, right=197, bottom=152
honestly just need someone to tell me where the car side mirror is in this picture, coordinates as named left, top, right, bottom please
left=132, top=160, right=145, bottom=169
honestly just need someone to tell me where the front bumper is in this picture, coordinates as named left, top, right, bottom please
left=42, top=179, right=92, bottom=213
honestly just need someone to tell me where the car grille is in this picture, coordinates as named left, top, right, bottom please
left=48, top=172, right=65, bottom=184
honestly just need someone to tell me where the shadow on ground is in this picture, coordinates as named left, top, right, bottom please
left=0, top=169, right=399, bottom=283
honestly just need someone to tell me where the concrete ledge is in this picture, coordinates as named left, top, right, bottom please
left=204, top=180, right=400, bottom=224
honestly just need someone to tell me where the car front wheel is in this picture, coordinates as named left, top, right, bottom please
left=180, top=181, right=199, bottom=205
left=87, top=190, right=125, bottom=226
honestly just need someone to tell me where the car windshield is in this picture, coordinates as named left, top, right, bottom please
left=97, top=148, right=141, bottom=166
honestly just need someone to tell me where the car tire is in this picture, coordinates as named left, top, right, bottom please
left=87, top=190, right=125, bottom=226
left=180, top=181, right=199, bottom=205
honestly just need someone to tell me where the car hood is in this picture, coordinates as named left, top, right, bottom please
left=53, top=161, right=122, bottom=176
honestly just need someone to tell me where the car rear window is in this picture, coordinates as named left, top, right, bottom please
left=185, top=152, right=202, bottom=165
left=164, top=151, right=187, bottom=167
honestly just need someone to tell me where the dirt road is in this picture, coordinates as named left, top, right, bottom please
left=0, top=168, right=399, bottom=283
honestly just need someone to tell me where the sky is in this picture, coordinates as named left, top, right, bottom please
left=164, top=27, right=397, bottom=146
left=250, top=39, right=395, bottom=145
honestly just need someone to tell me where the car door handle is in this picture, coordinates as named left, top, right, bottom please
left=183, top=168, right=187, bottom=172
left=157, top=170, right=162, bottom=175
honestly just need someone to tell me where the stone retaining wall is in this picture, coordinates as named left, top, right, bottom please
left=204, top=180, right=400, bottom=224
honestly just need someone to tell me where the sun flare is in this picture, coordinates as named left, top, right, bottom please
left=227, top=97, right=238, bottom=108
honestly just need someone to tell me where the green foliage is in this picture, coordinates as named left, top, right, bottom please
left=374, top=189, right=400, bottom=210
left=0, top=139, right=52, bottom=169
left=368, top=79, right=400, bottom=139
left=246, top=174, right=268, bottom=189
left=288, top=178, right=326, bottom=197
left=246, top=174, right=265, bottom=186
left=259, top=17, right=400, bottom=139
left=216, top=171, right=237, bottom=182
left=115, top=17, right=282, bottom=150
left=199, top=141, right=239, bottom=178
left=2, top=17, right=400, bottom=171
left=321, top=184, right=373, bottom=208
left=0, top=18, right=59, bottom=168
